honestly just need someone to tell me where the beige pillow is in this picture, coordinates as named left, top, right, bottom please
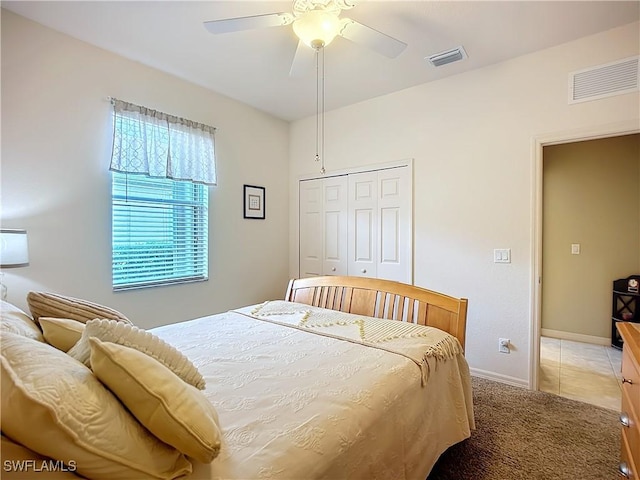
left=90, top=338, right=221, bottom=463
left=0, top=332, right=192, bottom=480
left=27, top=291, right=131, bottom=325
left=1, top=300, right=44, bottom=342
left=40, top=317, right=85, bottom=352
left=68, top=318, right=205, bottom=390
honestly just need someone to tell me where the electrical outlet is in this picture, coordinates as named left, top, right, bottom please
left=499, top=338, right=510, bottom=354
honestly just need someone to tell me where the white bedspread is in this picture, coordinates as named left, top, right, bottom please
left=151, top=302, right=474, bottom=480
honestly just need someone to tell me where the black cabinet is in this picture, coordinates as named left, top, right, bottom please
left=612, top=275, right=640, bottom=349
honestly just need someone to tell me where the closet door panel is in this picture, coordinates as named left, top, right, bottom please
left=380, top=207, right=400, bottom=263
left=323, top=176, right=348, bottom=275
left=348, top=172, right=377, bottom=278
left=299, top=179, right=323, bottom=277
left=377, top=167, right=412, bottom=283
left=355, top=209, right=375, bottom=261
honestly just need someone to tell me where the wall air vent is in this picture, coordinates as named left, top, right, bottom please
left=426, top=46, right=468, bottom=67
left=569, top=56, right=639, bottom=104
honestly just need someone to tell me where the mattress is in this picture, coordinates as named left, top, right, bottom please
left=151, top=301, right=475, bottom=479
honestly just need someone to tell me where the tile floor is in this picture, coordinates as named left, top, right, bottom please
left=539, top=336, right=622, bottom=410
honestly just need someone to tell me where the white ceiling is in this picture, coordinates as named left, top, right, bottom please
left=3, top=1, right=639, bottom=121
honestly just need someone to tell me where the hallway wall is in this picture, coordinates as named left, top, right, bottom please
left=542, top=134, right=640, bottom=341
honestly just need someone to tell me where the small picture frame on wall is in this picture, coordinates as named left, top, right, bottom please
left=243, top=185, right=265, bottom=220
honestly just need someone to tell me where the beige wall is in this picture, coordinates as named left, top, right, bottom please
left=1, top=10, right=291, bottom=328
left=542, top=134, right=640, bottom=339
left=289, top=21, right=640, bottom=385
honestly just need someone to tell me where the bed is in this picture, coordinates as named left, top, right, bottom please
left=1, top=276, right=474, bottom=480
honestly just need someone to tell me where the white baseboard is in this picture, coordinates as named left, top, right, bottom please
left=471, top=331, right=612, bottom=391
left=541, top=328, right=610, bottom=346
left=470, top=368, right=529, bottom=389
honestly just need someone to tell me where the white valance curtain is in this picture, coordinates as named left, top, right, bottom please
left=109, top=99, right=217, bottom=185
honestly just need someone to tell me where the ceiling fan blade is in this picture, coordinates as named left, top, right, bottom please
left=289, top=41, right=316, bottom=77
left=204, top=13, right=293, bottom=35
left=339, top=19, right=407, bottom=58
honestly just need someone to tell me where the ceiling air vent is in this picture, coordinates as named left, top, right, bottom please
left=569, top=56, right=639, bottom=104
left=426, top=46, right=467, bottom=67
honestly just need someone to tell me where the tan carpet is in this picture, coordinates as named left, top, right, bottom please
left=427, top=376, right=620, bottom=480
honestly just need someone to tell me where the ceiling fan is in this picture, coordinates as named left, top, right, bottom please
left=203, top=0, right=407, bottom=76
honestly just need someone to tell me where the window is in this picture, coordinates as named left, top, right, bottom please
left=112, top=173, right=208, bottom=290
left=109, top=98, right=216, bottom=290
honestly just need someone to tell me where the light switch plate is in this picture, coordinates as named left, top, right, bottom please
left=571, top=243, right=581, bottom=255
left=494, top=248, right=511, bottom=263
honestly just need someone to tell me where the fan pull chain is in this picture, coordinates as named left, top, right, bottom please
left=320, top=47, right=325, bottom=175
left=315, top=46, right=320, bottom=165
left=314, top=45, right=326, bottom=175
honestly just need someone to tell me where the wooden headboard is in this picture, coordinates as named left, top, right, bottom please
left=285, top=276, right=468, bottom=350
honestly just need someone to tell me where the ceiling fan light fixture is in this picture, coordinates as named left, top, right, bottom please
left=293, top=9, right=341, bottom=49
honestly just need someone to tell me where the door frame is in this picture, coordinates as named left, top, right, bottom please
left=529, top=119, right=639, bottom=389
left=298, top=158, right=413, bottom=182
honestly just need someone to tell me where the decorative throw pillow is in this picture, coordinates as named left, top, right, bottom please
left=68, top=318, right=205, bottom=390
left=0, top=332, right=192, bottom=480
left=39, top=317, right=85, bottom=352
left=27, top=291, right=131, bottom=325
left=90, top=338, right=221, bottom=463
left=1, top=300, right=44, bottom=342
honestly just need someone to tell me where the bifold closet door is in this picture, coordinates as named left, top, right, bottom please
left=347, top=166, right=412, bottom=283
left=300, top=165, right=412, bottom=282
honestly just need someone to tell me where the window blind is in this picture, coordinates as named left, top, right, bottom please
left=112, top=172, right=208, bottom=290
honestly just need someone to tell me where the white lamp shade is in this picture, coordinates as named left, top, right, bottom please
left=1, top=229, right=29, bottom=267
left=293, top=9, right=341, bottom=48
